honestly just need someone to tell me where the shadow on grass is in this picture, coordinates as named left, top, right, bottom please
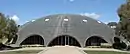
left=84, top=51, right=130, bottom=54
left=0, top=50, right=42, bottom=54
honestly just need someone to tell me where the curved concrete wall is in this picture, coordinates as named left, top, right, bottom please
left=14, top=14, right=115, bottom=47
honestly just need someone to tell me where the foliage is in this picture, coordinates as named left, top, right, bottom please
left=0, top=50, right=41, bottom=54
left=118, top=0, right=130, bottom=19
left=0, top=13, right=7, bottom=39
left=117, top=0, right=130, bottom=40
left=0, top=13, right=18, bottom=44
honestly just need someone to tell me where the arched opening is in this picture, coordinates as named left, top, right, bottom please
left=48, top=35, right=81, bottom=47
left=85, top=36, right=107, bottom=46
left=20, top=35, right=44, bottom=45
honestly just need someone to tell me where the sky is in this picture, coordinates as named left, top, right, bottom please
left=0, top=0, right=126, bottom=25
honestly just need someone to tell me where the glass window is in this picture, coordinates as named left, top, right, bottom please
left=64, top=19, right=69, bottom=21
left=97, top=21, right=101, bottom=23
left=31, top=20, right=35, bottom=22
left=45, top=19, right=49, bottom=21
left=83, top=19, right=87, bottom=22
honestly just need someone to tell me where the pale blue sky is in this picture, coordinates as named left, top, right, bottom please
left=0, top=0, right=125, bottom=25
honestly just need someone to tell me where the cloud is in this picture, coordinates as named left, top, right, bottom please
left=25, top=21, right=29, bottom=23
left=104, top=22, right=109, bottom=24
left=80, top=13, right=100, bottom=19
left=10, top=15, right=19, bottom=23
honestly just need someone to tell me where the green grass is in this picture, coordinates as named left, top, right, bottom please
left=84, top=51, right=130, bottom=54
left=0, top=50, right=42, bottom=54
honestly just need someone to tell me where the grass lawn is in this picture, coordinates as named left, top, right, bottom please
left=0, top=50, right=42, bottom=54
left=84, top=51, right=130, bottom=54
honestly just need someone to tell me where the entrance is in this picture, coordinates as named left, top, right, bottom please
left=48, top=35, right=81, bottom=47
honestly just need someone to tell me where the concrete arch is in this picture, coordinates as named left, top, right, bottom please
left=85, top=36, right=108, bottom=47
left=47, top=35, right=81, bottom=47
left=20, top=34, right=44, bottom=45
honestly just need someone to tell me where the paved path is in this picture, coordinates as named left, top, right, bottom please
left=38, top=46, right=87, bottom=54
left=0, top=46, right=130, bottom=53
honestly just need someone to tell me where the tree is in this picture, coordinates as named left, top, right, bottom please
left=6, top=18, right=18, bottom=44
left=117, top=0, right=130, bottom=40
left=0, top=13, right=18, bottom=44
left=118, top=0, right=130, bottom=19
left=0, top=13, right=7, bottom=39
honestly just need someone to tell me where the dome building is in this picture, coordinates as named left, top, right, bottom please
left=12, top=14, right=115, bottom=47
